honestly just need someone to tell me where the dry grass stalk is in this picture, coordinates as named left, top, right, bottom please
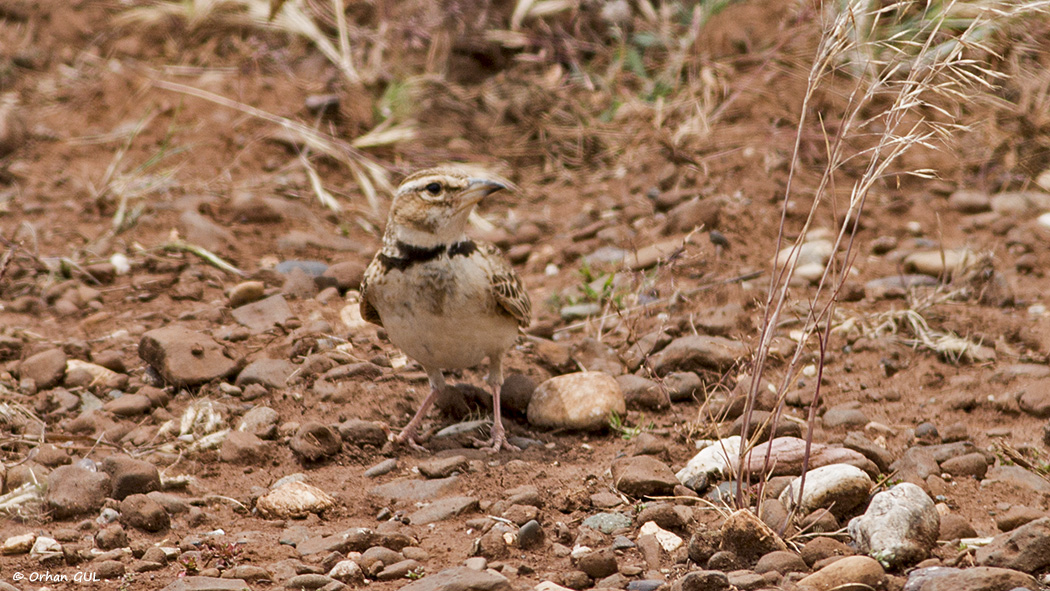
left=739, top=0, right=1046, bottom=510
left=151, top=79, right=408, bottom=215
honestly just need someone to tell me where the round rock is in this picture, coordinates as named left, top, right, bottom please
left=847, top=482, right=939, bottom=568
left=779, top=463, right=873, bottom=519
left=527, top=371, right=625, bottom=431
left=611, top=455, right=679, bottom=497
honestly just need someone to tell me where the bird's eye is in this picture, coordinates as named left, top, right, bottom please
left=424, top=182, right=442, bottom=195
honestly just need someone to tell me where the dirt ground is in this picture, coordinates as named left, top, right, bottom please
left=3, top=0, right=1050, bottom=590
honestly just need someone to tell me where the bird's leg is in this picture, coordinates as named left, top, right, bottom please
left=473, top=356, right=521, bottom=453
left=394, top=368, right=445, bottom=452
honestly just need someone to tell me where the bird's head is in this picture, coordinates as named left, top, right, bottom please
left=387, top=167, right=507, bottom=246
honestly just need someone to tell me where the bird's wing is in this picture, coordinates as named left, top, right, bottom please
left=358, top=256, right=384, bottom=327
left=479, top=241, right=532, bottom=328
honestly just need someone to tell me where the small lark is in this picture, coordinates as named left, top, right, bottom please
left=359, top=167, right=531, bottom=453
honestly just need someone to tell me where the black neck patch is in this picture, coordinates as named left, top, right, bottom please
left=379, top=239, right=477, bottom=271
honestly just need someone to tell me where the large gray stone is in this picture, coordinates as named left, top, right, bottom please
left=976, top=517, right=1050, bottom=573
left=649, top=335, right=748, bottom=376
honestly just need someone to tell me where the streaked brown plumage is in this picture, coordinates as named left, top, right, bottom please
left=360, top=167, right=531, bottom=452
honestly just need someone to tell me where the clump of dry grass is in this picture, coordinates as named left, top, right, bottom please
left=739, top=0, right=1050, bottom=510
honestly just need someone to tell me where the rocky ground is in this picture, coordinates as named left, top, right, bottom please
left=4, top=1, right=1050, bottom=591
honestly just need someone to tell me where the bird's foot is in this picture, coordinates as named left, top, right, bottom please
left=471, top=425, right=520, bottom=453
left=389, top=428, right=428, bottom=453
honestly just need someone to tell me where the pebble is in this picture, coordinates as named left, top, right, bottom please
left=864, top=274, right=940, bottom=299
left=364, top=458, right=398, bottom=478
left=220, top=430, right=269, bottom=464
left=328, top=560, right=364, bottom=584
left=939, top=513, right=977, bottom=541
left=906, top=566, right=1037, bottom=591
left=903, top=248, right=975, bottom=278
left=1, top=533, right=35, bottom=555
left=45, top=465, right=111, bottom=519
left=255, top=480, right=335, bottom=519
left=120, top=493, right=170, bottom=532
left=96, top=560, right=126, bottom=579
left=976, top=517, right=1050, bottom=573
left=101, top=454, right=162, bottom=500
left=239, top=406, right=280, bottom=439
left=649, top=335, right=748, bottom=375
left=639, top=520, right=683, bottom=552
left=417, top=455, right=468, bottom=479
left=736, top=436, right=878, bottom=479
left=847, top=482, right=939, bottom=568
left=611, top=455, right=680, bottom=497
left=822, top=402, right=869, bottom=428
left=103, top=393, right=152, bottom=416
left=138, top=325, right=239, bottom=386
left=236, top=358, right=296, bottom=389
left=1018, top=379, right=1050, bottom=417
left=575, top=547, right=618, bottom=578
left=795, top=556, right=886, bottom=590
left=995, top=505, right=1044, bottom=532
left=95, top=524, right=128, bottom=550
left=284, top=574, right=335, bottom=589
left=527, top=371, right=625, bottom=431
left=400, top=566, right=510, bottom=591
left=378, top=479, right=467, bottom=511
left=946, top=189, right=992, bottom=213
left=720, top=509, right=788, bottom=562
left=670, top=569, right=729, bottom=591
left=290, top=422, right=342, bottom=461
left=406, top=496, right=478, bottom=525
left=779, top=463, right=873, bottom=519
left=800, top=537, right=854, bottom=567
left=755, top=550, right=808, bottom=575
left=581, top=512, right=632, bottom=534
left=518, top=519, right=544, bottom=549
left=676, top=436, right=741, bottom=490
left=940, top=452, right=988, bottom=479
left=617, top=374, right=669, bottom=410
left=231, top=294, right=293, bottom=332
left=229, top=281, right=266, bottom=308
left=18, top=348, right=67, bottom=389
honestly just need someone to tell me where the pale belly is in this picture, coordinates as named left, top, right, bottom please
left=370, top=259, right=519, bottom=369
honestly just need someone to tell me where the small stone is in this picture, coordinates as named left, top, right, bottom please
left=220, top=430, right=269, bottom=464
left=103, top=393, right=152, bottom=416
left=1, top=533, right=35, bottom=555
left=138, top=325, right=238, bottom=387
left=671, top=570, right=729, bottom=591
left=518, top=520, right=544, bottom=549
left=581, top=512, right=632, bottom=534
left=369, top=477, right=459, bottom=503
left=338, top=418, right=387, bottom=447
left=101, top=454, right=162, bottom=500
left=229, top=281, right=266, bottom=308
left=527, top=371, right=626, bottom=431
left=795, top=556, right=886, bottom=591
left=995, top=505, right=1044, bottom=532
left=976, top=516, right=1050, bottom=573
left=406, top=496, right=478, bottom=525
left=239, top=406, right=280, bottom=439
left=96, top=560, right=126, bottom=579
left=256, top=481, right=335, bottom=519
left=575, top=547, right=618, bottom=579
left=847, top=482, right=939, bottom=568
left=290, top=422, right=342, bottom=461
left=231, top=294, right=293, bottom=332
left=939, top=513, right=977, bottom=541
left=720, top=509, right=788, bottom=562
left=616, top=374, right=669, bottom=410
left=236, top=358, right=296, bottom=389
left=779, top=463, right=873, bottom=519
left=948, top=190, right=991, bottom=213
left=754, top=550, right=808, bottom=575
left=364, top=458, right=398, bottom=478
left=120, top=493, right=170, bottom=532
left=399, top=566, right=510, bottom=591
left=417, top=455, right=468, bottom=479
left=649, top=335, right=748, bottom=376
left=940, top=452, right=988, bottom=479
left=46, top=465, right=111, bottom=519
left=18, top=348, right=67, bottom=389
left=322, top=261, right=366, bottom=291
left=95, top=525, right=128, bottom=550
left=328, top=560, right=364, bottom=584
left=611, top=455, right=679, bottom=497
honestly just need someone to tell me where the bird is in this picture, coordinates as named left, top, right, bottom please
left=359, top=167, right=532, bottom=453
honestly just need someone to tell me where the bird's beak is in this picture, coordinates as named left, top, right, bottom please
left=457, top=178, right=507, bottom=210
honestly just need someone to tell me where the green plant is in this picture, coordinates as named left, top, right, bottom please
left=608, top=411, right=654, bottom=440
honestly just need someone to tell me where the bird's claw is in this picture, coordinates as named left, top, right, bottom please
left=389, top=429, right=428, bottom=453
left=471, top=430, right=521, bottom=454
